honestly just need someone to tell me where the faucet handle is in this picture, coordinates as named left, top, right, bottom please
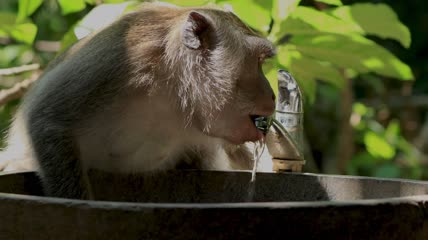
left=265, top=70, right=306, bottom=173
left=277, top=70, right=303, bottom=113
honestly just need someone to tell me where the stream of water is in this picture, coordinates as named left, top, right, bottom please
left=247, top=137, right=266, bottom=201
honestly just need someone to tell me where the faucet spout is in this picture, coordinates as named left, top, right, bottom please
left=266, top=70, right=305, bottom=172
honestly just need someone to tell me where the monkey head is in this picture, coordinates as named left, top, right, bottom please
left=162, top=8, right=276, bottom=145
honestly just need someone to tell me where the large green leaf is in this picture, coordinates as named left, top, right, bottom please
left=0, top=12, right=37, bottom=45
left=384, top=119, right=400, bottom=144
left=274, top=5, right=411, bottom=48
left=290, top=34, right=414, bottom=80
left=103, top=0, right=130, bottom=3
left=262, top=58, right=279, bottom=95
left=164, top=0, right=213, bottom=6
left=217, top=0, right=272, bottom=33
left=315, top=0, right=342, bottom=6
left=0, top=12, right=17, bottom=25
left=329, top=3, right=411, bottom=48
left=280, top=47, right=345, bottom=88
left=10, top=23, right=37, bottom=45
left=273, top=6, right=359, bottom=41
left=59, top=25, right=79, bottom=53
left=269, top=0, right=301, bottom=41
left=58, top=0, right=86, bottom=15
left=17, top=0, right=43, bottom=22
left=364, top=131, right=395, bottom=160
left=0, top=45, right=31, bottom=67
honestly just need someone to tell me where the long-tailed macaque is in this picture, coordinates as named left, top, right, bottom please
left=0, top=3, right=275, bottom=199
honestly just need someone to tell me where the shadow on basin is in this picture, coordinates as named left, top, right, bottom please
left=1, top=170, right=428, bottom=239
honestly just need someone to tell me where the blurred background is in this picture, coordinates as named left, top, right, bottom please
left=0, top=0, right=427, bottom=179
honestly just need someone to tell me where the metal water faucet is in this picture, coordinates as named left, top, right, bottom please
left=255, top=70, right=305, bottom=172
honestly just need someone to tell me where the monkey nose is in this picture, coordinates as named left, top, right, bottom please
left=254, top=99, right=275, bottom=117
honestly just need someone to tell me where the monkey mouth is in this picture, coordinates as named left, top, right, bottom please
left=250, top=115, right=271, bottom=135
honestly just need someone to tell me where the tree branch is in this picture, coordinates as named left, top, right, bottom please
left=0, top=72, right=40, bottom=106
left=0, top=64, right=40, bottom=76
left=336, top=70, right=354, bottom=174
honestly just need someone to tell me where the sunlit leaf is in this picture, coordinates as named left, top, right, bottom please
left=272, top=6, right=358, bottom=42
left=269, top=0, right=301, bottom=42
left=385, top=119, right=399, bottom=144
left=0, top=12, right=17, bottom=27
left=164, top=0, right=213, bottom=6
left=59, top=26, right=79, bottom=53
left=58, top=0, right=86, bottom=15
left=329, top=3, right=411, bottom=48
left=74, top=2, right=133, bottom=39
left=353, top=102, right=367, bottom=116
left=290, top=34, right=414, bottom=80
left=0, top=45, right=31, bottom=67
left=374, top=164, right=401, bottom=178
left=315, top=0, right=342, bottom=6
left=364, top=131, right=395, bottom=160
left=104, top=0, right=130, bottom=3
left=10, top=23, right=37, bottom=45
left=217, top=0, right=272, bottom=33
left=17, top=0, right=43, bottom=22
left=263, top=58, right=279, bottom=95
left=293, top=7, right=360, bottom=33
left=275, top=5, right=411, bottom=48
left=291, top=52, right=345, bottom=88
left=0, top=12, right=37, bottom=45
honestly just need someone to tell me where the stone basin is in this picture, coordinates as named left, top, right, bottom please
left=0, top=170, right=427, bottom=239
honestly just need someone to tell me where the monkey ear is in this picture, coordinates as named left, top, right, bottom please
left=182, top=11, right=210, bottom=49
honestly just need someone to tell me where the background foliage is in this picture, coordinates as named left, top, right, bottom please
left=1, top=0, right=427, bottom=179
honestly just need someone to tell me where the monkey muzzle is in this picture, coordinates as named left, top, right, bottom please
left=251, top=115, right=273, bottom=135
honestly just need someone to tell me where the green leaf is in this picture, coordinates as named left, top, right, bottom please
left=269, top=0, right=301, bottom=41
left=275, top=5, right=411, bottom=48
left=59, top=26, right=79, bottom=53
left=0, top=12, right=37, bottom=45
left=315, top=0, right=342, bottom=6
left=10, top=23, right=37, bottom=45
left=385, top=119, right=400, bottom=144
left=217, top=0, right=272, bottom=33
left=164, top=0, right=212, bottom=6
left=103, top=0, right=130, bottom=3
left=329, top=3, right=411, bottom=48
left=0, top=13, right=15, bottom=37
left=286, top=49, right=345, bottom=88
left=263, top=58, right=279, bottom=95
left=272, top=0, right=301, bottom=23
left=272, top=6, right=359, bottom=42
left=364, top=131, right=395, bottom=160
left=17, top=0, right=43, bottom=22
left=292, top=7, right=361, bottom=34
left=353, top=102, right=368, bottom=116
left=74, top=2, right=133, bottom=39
left=290, top=34, right=414, bottom=80
left=58, top=0, right=86, bottom=15
left=0, top=45, right=31, bottom=67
